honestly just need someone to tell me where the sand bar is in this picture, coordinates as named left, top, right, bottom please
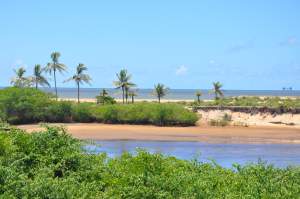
left=17, top=123, right=300, bottom=144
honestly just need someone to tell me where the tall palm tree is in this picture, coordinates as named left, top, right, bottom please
left=154, top=83, right=168, bottom=103
left=32, top=64, right=50, bottom=89
left=212, top=81, right=224, bottom=100
left=113, top=69, right=135, bottom=104
left=11, top=67, right=31, bottom=87
left=128, top=91, right=137, bottom=103
left=65, top=63, right=92, bottom=103
left=45, top=52, right=67, bottom=100
left=196, top=91, right=202, bottom=103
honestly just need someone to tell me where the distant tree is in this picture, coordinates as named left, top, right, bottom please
left=212, top=82, right=224, bottom=100
left=10, top=67, right=32, bottom=87
left=113, top=69, right=135, bottom=104
left=32, top=64, right=50, bottom=89
left=65, top=63, right=92, bottom=103
left=196, top=91, right=202, bottom=103
left=45, top=52, right=67, bottom=100
left=154, top=83, right=168, bottom=103
left=96, top=89, right=116, bottom=105
left=128, top=91, right=137, bottom=103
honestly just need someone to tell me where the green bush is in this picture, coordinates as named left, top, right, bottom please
left=0, top=125, right=299, bottom=198
left=93, top=103, right=198, bottom=126
left=71, top=103, right=95, bottom=122
left=0, top=87, right=53, bottom=124
left=47, top=101, right=73, bottom=122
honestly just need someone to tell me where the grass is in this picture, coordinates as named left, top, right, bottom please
left=0, top=124, right=299, bottom=198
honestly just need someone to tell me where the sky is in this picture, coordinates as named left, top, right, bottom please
left=0, top=0, right=299, bottom=90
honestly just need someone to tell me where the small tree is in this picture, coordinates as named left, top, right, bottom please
left=212, top=82, right=224, bottom=100
left=196, top=91, right=202, bottom=103
left=10, top=67, right=32, bottom=87
left=128, top=91, right=137, bottom=103
left=32, top=64, right=50, bottom=89
left=64, top=63, right=92, bottom=103
left=113, top=69, right=135, bottom=104
left=154, top=83, right=168, bottom=103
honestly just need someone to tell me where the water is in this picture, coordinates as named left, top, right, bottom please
left=85, top=141, right=300, bottom=168
left=42, top=87, right=300, bottom=100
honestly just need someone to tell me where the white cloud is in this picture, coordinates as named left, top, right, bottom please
left=279, top=37, right=298, bottom=46
left=175, top=65, right=188, bottom=76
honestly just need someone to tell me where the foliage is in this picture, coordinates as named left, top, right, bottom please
left=32, top=64, right=50, bottom=89
left=10, top=67, right=32, bottom=87
left=193, top=96, right=300, bottom=109
left=0, top=88, right=197, bottom=126
left=0, top=87, right=53, bottom=124
left=93, top=103, right=198, bottom=126
left=153, top=83, right=168, bottom=103
left=113, top=69, right=135, bottom=104
left=96, top=95, right=116, bottom=105
left=212, top=81, right=223, bottom=100
left=0, top=125, right=299, bottom=198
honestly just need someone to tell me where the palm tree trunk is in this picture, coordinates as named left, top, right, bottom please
left=132, top=96, right=134, bottom=103
left=158, top=95, right=161, bottom=103
left=77, top=82, right=80, bottom=103
left=197, top=96, right=200, bottom=103
left=122, top=87, right=125, bottom=104
left=54, top=69, right=58, bottom=100
left=35, top=81, right=38, bottom=89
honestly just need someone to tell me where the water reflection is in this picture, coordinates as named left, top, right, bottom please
left=84, top=141, right=300, bottom=168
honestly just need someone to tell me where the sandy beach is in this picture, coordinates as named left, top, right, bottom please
left=18, top=123, right=300, bottom=144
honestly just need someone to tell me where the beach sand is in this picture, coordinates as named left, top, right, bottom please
left=18, top=123, right=300, bottom=144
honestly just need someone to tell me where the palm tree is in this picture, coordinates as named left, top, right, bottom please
left=154, top=83, right=168, bottom=103
left=113, top=69, right=135, bottom=104
left=101, top=89, right=108, bottom=97
left=11, top=67, right=31, bottom=87
left=65, top=63, right=92, bottom=103
left=128, top=91, right=137, bottom=103
left=196, top=91, right=202, bottom=103
left=45, top=52, right=67, bottom=100
left=212, top=81, right=224, bottom=100
left=32, top=64, right=50, bottom=89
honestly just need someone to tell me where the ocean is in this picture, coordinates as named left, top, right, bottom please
left=41, top=87, right=300, bottom=100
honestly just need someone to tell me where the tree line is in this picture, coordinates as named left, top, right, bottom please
left=10, top=52, right=224, bottom=103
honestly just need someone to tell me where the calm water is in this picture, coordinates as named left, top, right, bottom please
left=85, top=141, right=300, bottom=168
left=41, top=88, right=300, bottom=100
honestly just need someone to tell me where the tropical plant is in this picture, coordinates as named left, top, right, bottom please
left=113, top=69, right=135, bottom=104
left=128, top=90, right=137, bottom=103
left=96, top=89, right=116, bottom=105
left=154, top=83, right=168, bottom=103
left=64, top=63, right=91, bottom=103
left=10, top=67, right=32, bottom=87
left=212, top=81, right=224, bottom=100
left=196, top=90, right=202, bottom=103
left=45, top=52, right=67, bottom=100
left=32, top=64, right=50, bottom=89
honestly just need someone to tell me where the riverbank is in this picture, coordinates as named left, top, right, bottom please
left=18, top=123, right=300, bottom=144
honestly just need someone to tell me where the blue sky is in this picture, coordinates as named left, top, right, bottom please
left=0, top=0, right=299, bottom=89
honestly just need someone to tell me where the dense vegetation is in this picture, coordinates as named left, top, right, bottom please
left=0, top=125, right=299, bottom=198
left=0, top=87, right=197, bottom=126
left=192, top=96, right=300, bottom=109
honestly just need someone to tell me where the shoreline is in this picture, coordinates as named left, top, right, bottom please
left=17, top=123, right=300, bottom=144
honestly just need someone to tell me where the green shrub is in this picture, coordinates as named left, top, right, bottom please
left=71, top=103, right=95, bottom=122
left=0, top=125, right=299, bottom=198
left=47, top=101, right=73, bottom=122
left=93, top=103, right=198, bottom=126
left=96, top=95, right=116, bottom=105
left=0, top=87, right=53, bottom=124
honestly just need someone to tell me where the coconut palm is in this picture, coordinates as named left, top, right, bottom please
left=45, top=52, right=67, bottom=100
left=212, top=81, right=224, bottom=100
left=113, top=69, right=135, bottom=104
left=11, top=67, right=32, bottom=87
left=64, top=63, right=92, bottom=103
left=32, top=64, right=50, bottom=89
left=154, top=83, right=168, bottom=103
left=100, top=89, right=108, bottom=97
left=196, top=91, right=202, bottom=103
left=128, top=90, right=137, bottom=103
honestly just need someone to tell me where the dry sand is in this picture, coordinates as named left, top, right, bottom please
left=17, top=123, right=300, bottom=144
